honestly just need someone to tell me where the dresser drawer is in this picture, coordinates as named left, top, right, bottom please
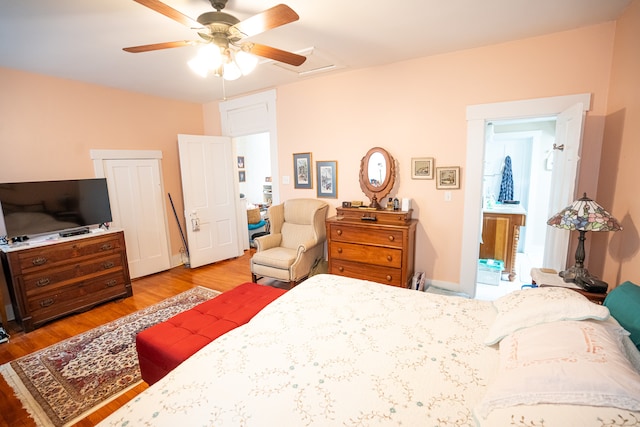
left=329, top=224, right=404, bottom=248
left=330, top=242, right=402, bottom=268
left=26, top=271, right=128, bottom=315
left=15, top=236, right=123, bottom=273
left=2, top=230, right=132, bottom=332
left=330, top=259, right=403, bottom=287
left=22, top=254, right=124, bottom=294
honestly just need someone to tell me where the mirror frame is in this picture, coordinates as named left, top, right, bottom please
left=359, top=147, right=396, bottom=209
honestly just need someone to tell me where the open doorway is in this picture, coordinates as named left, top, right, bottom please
left=460, top=94, right=591, bottom=298
left=236, top=131, right=272, bottom=207
left=219, top=89, right=280, bottom=252
left=476, top=119, right=556, bottom=299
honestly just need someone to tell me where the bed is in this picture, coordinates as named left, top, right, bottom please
left=99, top=274, right=640, bottom=427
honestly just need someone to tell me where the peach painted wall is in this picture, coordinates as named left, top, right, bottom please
left=272, top=23, right=617, bottom=285
left=0, top=67, right=205, bottom=258
left=0, top=19, right=626, bottom=289
left=596, top=0, right=640, bottom=287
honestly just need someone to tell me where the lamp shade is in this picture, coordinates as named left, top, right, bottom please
left=547, top=193, right=622, bottom=232
left=188, top=44, right=258, bottom=81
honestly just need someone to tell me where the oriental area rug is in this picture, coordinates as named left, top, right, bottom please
left=0, top=286, right=221, bottom=427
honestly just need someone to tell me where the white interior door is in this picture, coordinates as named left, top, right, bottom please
left=100, top=157, right=171, bottom=278
left=178, top=134, right=241, bottom=268
left=542, top=102, right=586, bottom=271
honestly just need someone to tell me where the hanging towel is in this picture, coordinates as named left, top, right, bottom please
left=498, top=155, right=514, bottom=202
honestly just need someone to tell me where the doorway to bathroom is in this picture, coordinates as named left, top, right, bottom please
left=461, top=93, right=591, bottom=298
left=476, top=118, right=556, bottom=300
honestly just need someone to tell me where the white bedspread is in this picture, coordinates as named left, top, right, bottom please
left=98, top=274, right=640, bottom=427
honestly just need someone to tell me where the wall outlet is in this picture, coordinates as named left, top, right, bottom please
left=444, top=191, right=452, bottom=202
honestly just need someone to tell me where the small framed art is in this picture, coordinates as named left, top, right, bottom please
left=237, top=156, right=245, bottom=169
left=316, top=160, right=338, bottom=198
left=411, top=157, right=434, bottom=179
left=293, top=152, right=313, bottom=189
left=435, top=166, right=460, bottom=189
left=238, top=171, right=246, bottom=182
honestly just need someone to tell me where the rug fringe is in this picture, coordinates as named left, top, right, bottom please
left=61, top=380, right=143, bottom=427
left=1, top=363, right=53, bottom=427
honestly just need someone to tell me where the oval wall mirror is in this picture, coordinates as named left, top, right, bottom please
left=359, top=147, right=396, bottom=209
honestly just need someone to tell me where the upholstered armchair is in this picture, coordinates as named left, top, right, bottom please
left=251, top=198, right=329, bottom=288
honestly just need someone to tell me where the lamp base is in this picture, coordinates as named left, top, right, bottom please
left=558, top=265, right=595, bottom=283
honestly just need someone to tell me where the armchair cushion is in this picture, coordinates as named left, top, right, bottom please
left=251, top=198, right=328, bottom=286
left=252, top=247, right=298, bottom=270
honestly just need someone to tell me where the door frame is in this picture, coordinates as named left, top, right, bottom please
left=219, top=89, right=279, bottom=251
left=460, top=94, right=591, bottom=297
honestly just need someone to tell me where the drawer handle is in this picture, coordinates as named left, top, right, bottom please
left=40, top=298, right=55, bottom=307
left=337, top=248, right=343, bottom=254
left=386, top=275, right=392, bottom=281
left=338, top=266, right=344, bottom=272
left=36, top=278, right=51, bottom=287
left=103, top=261, right=115, bottom=269
left=32, top=257, right=47, bottom=266
left=388, top=235, right=395, bottom=241
left=336, top=230, right=343, bottom=236
left=387, top=255, right=393, bottom=262
left=105, top=279, right=118, bottom=287
left=100, top=243, right=113, bottom=251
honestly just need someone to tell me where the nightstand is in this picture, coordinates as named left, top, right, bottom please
left=530, top=268, right=607, bottom=304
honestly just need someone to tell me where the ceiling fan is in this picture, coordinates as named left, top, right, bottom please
left=124, top=0, right=306, bottom=76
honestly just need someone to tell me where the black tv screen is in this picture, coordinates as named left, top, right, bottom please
left=0, top=178, right=113, bottom=239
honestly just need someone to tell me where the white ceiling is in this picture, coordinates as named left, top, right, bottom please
left=0, top=0, right=631, bottom=104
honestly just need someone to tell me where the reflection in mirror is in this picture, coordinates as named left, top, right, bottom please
left=367, top=152, right=386, bottom=187
left=359, top=147, right=396, bottom=209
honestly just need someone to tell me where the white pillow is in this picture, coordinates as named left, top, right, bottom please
left=484, top=286, right=610, bottom=345
left=476, top=320, right=640, bottom=418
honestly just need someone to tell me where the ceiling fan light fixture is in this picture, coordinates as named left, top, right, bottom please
left=235, top=50, right=258, bottom=75
left=222, top=60, right=242, bottom=81
left=188, top=43, right=257, bottom=80
left=188, top=44, right=223, bottom=77
left=187, top=56, right=210, bottom=78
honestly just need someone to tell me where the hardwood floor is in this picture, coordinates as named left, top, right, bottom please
left=0, top=249, right=286, bottom=427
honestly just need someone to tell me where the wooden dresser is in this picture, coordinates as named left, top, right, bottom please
left=0, top=230, right=132, bottom=332
left=326, top=207, right=417, bottom=288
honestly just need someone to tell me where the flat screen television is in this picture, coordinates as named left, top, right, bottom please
left=0, top=178, right=113, bottom=240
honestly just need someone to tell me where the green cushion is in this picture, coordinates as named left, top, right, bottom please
left=604, top=281, right=640, bottom=351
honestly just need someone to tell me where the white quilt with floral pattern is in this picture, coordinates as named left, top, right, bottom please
left=98, top=274, right=640, bottom=427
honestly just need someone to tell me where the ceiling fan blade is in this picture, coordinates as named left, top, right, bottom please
left=123, top=40, right=194, bottom=53
left=248, top=43, right=306, bottom=66
left=231, top=4, right=299, bottom=38
left=133, top=0, right=200, bottom=28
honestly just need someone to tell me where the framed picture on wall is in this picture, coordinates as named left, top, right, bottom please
left=411, top=157, right=434, bottom=179
left=237, top=156, right=245, bottom=169
left=316, top=160, right=338, bottom=198
left=435, top=166, right=460, bottom=189
left=238, top=171, right=246, bottom=182
left=293, top=152, right=313, bottom=189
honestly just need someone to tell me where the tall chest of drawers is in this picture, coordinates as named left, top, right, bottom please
left=326, top=208, right=417, bottom=288
left=0, top=230, right=132, bottom=332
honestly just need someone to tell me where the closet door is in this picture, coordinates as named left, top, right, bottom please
left=92, top=151, right=171, bottom=279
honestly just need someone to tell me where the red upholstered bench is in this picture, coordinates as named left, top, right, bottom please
left=136, top=282, right=286, bottom=385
